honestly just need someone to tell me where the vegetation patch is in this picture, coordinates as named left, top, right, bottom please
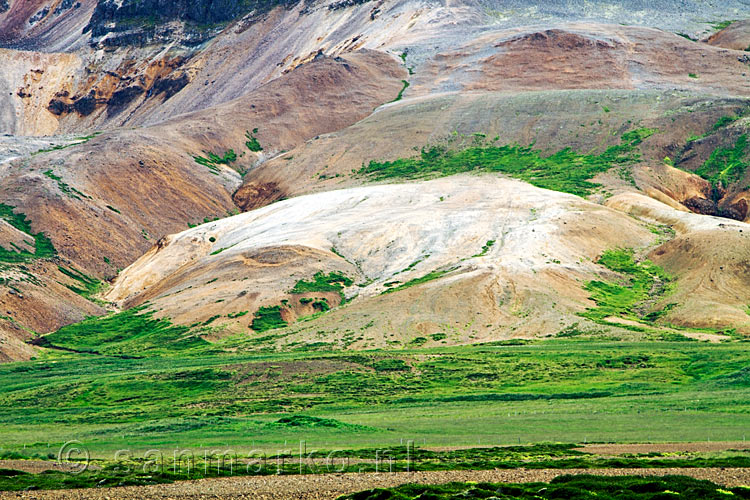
left=290, top=271, right=353, bottom=299
left=358, top=129, right=657, bottom=197
left=250, top=306, right=288, bottom=332
left=472, top=240, right=496, bottom=257
left=312, top=299, right=330, bottom=312
left=43, top=170, right=89, bottom=200
left=0, top=204, right=56, bottom=263
left=268, top=415, right=371, bottom=430
left=193, top=150, right=237, bottom=173
left=391, top=80, right=410, bottom=102
left=710, top=20, right=736, bottom=31
left=202, top=315, right=221, bottom=326
left=581, top=248, right=673, bottom=327
left=695, top=134, right=748, bottom=191
left=686, top=115, right=743, bottom=144
left=396, top=255, right=430, bottom=275
left=373, top=358, right=409, bottom=372
left=58, top=266, right=103, bottom=301
left=32, top=133, right=101, bottom=156
left=210, top=242, right=239, bottom=255
left=713, top=115, right=740, bottom=131
left=677, top=33, right=697, bottom=41
left=341, top=475, right=750, bottom=500
left=42, top=306, right=207, bottom=357
left=0, top=341, right=749, bottom=460
left=382, top=268, right=457, bottom=294
left=245, top=128, right=262, bottom=152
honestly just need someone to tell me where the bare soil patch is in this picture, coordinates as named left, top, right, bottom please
left=577, top=442, right=750, bottom=455
left=0, top=461, right=88, bottom=474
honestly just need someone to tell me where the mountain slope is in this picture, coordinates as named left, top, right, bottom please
left=0, top=49, right=404, bottom=360
left=1, top=0, right=750, bottom=361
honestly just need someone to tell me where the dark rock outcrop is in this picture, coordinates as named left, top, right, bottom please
left=47, top=92, right=97, bottom=116
left=83, top=0, right=300, bottom=46
left=684, top=196, right=718, bottom=216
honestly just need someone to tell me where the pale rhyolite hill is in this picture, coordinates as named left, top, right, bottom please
left=106, top=175, right=749, bottom=348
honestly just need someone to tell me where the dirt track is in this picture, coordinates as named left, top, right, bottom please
left=4, top=468, right=750, bottom=500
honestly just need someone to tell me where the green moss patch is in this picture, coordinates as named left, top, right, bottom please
left=391, top=80, right=410, bottom=102
left=193, top=150, right=237, bottom=174
left=695, top=134, right=748, bottom=190
left=0, top=204, right=56, bottom=263
left=581, top=248, right=673, bottom=328
left=42, top=306, right=207, bottom=357
left=267, top=415, right=372, bottom=430
left=250, top=305, right=288, bottom=332
left=382, top=268, right=456, bottom=294
left=245, top=128, right=262, bottom=152
left=358, top=129, right=657, bottom=197
left=290, top=271, right=353, bottom=297
left=58, top=266, right=103, bottom=301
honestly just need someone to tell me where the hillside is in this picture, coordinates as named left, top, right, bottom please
left=0, top=0, right=748, bottom=361
left=104, top=175, right=749, bottom=350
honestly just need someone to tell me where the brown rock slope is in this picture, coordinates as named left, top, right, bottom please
left=408, top=24, right=750, bottom=97
left=0, top=48, right=81, bottom=136
left=2, top=9, right=747, bottom=135
left=3, top=4, right=750, bottom=360
left=235, top=23, right=750, bottom=216
left=706, top=20, right=750, bottom=51
left=0, top=0, right=455, bottom=134
left=3, top=50, right=404, bottom=275
left=609, top=193, right=750, bottom=332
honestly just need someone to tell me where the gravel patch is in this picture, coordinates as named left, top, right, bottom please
left=3, top=468, right=750, bottom=500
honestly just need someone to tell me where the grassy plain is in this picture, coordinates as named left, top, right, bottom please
left=0, top=340, right=747, bottom=461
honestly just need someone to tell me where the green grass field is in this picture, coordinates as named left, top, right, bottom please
left=0, top=340, right=748, bottom=461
